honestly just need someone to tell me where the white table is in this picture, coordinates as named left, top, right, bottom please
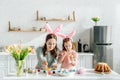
left=2, top=69, right=120, bottom=80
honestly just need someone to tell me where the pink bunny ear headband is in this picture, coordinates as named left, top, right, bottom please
left=57, top=31, right=76, bottom=40
left=45, top=23, right=62, bottom=36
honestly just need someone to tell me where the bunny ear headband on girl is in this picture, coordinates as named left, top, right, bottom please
left=45, top=23, right=62, bottom=36
left=57, top=31, right=76, bottom=40
left=45, top=23, right=76, bottom=39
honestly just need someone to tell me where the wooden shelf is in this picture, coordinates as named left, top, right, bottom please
left=8, top=21, right=46, bottom=32
left=8, top=30, right=45, bottom=32
left=37, top=20, right=75, bottom=22
left=36, top=11, right=76, bottom=22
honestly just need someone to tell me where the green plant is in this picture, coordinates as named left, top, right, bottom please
left=91, top=16, right=100, bottom=25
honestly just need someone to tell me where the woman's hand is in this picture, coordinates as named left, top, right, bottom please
left=52, top=63, right=58, bottom=70
left=35, top=65, right=40, bottom=69
left=42, top=61, right=48, bottom=67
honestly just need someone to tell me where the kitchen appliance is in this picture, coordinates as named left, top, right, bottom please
left=92, top=26, right=113, bottom=69
left=78, top=39, right=82, bottom=52
left=83, top=44, right=89, bottom=52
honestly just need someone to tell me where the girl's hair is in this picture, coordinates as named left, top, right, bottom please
left=42, top=34, right=57, bottom=58
left=62, top=38, right=75, bottom=51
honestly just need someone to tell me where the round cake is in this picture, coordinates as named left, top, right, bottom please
left=94, top=62, right=111, bottom=73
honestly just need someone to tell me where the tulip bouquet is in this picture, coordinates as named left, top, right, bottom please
left=5, top=44, right=32, bottom=76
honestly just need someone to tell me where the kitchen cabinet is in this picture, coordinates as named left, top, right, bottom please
left=77, top=53, right=94, bottom=69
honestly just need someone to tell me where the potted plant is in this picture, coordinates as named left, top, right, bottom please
left=91, top=16, right=100, bottom=26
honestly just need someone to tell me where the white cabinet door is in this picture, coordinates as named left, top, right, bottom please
left=8, top=56, right=16, bottom=74
left=27, top=55, right=37, bottom=69
left=0, top=55, right=8, bottom=67
left=76, top=53, right=93, bottom=69
left=0, top=55, right=8, bottom=76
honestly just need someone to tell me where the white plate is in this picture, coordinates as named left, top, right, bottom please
left=57, top=72, right=75, bottom=76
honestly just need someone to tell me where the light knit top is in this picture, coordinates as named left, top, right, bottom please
left=36, top=47, right=59, bottom=69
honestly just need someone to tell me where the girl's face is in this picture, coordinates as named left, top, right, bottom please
left=46, top=38, right=57, bottom=51
left=64, top=41, right=72, bottom=51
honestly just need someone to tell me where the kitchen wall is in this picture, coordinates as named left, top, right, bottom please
left=0, top=0, right=120, bottom=73
left=113, top=4, right=120, bottom=74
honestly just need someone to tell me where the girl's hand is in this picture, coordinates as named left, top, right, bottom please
left=63, top=52, right=68, bottom=57
left=71, top=62, right=76, bottom=66
left=58, top=51, right=68, bottom=63
left=69, top=54, right=74, bottom=61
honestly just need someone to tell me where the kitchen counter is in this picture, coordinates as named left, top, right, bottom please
left=2, top=69, right=120, bottom=80
left=0, top=52, right=94, bottom=79
left=0, top=52, right=94, bottom=55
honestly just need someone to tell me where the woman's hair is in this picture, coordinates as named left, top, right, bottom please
left=62, top=38, right=75, bottom=51
left=42, top=34, right=57, bottom=58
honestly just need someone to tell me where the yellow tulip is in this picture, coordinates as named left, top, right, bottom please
left=6, top=46, right=12, bottom=53
left=16, top=49, right=21, bottom=55
left=27, top=47, right=32, bottom=52
left=11, top=45, right=16, bottom=50
left=5, top=45, right=9, bottom=49
left=5, top=45, right=10, bottom=52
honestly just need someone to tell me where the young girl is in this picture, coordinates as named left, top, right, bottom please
left=35, top=23, right=62, bottom=70
left=58, top=32, right=78, bottom=70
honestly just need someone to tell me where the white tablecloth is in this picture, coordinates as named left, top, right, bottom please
left=2, top=69, right=120, bottom=80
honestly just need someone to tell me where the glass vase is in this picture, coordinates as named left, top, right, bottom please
left=16, top=60, right=24, bottom=76
left=95, top=22, right=97, bottom=26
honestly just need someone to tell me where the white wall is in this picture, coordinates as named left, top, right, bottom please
left=0, top=0, right=120, bottom=73
left=0, top=0, right=113, bottom=46
left=113, top=4, right=120, bottom=74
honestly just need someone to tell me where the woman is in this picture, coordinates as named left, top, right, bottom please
left=35, top=33, right=59, bottom=70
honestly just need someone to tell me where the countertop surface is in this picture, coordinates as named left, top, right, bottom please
left=2, top=69, right=120, bottom=80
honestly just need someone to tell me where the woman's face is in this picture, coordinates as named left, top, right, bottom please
left=64, top=41, right=72, bottom=51
left=46, top=38, right=57, bottom=51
